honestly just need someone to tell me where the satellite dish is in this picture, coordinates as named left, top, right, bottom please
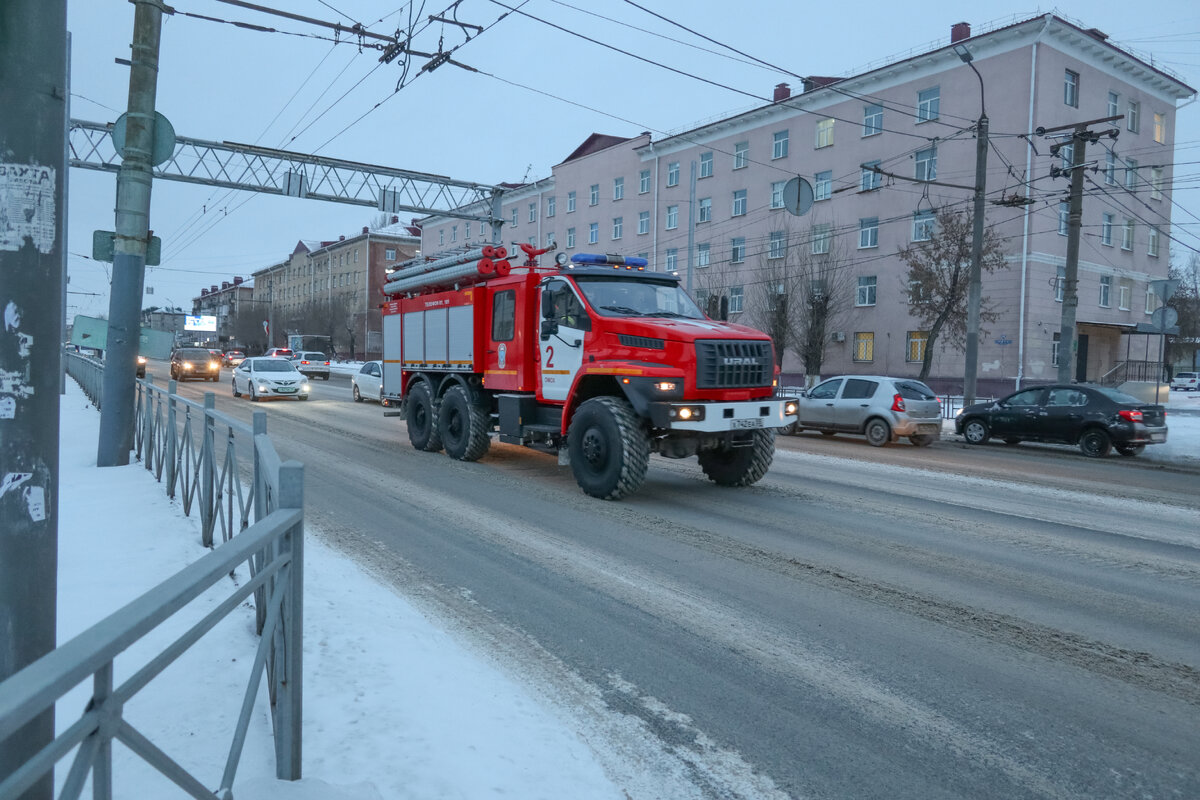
left=783, top=177, right=814, bottom=217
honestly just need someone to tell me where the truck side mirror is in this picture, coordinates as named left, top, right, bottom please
left=540, top=318, right=558, bottom=340
left=542, top=290, right=557, bottom=318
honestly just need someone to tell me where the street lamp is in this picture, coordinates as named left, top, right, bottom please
left=955, top=43, right=988, bottom=406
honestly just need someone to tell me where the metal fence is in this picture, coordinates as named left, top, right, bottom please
left=0, top=355, right=305, bottom=800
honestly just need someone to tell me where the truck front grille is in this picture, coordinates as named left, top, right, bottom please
left=695, top=340, right=772, bottom=389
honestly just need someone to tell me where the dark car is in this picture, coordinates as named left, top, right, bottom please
left=169, top=347, right=222, bottom=382
left=955, top=384, right=1167, bottom=457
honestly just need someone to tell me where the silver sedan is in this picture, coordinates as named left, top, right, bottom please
left=232, top=357, right=311, bottom=401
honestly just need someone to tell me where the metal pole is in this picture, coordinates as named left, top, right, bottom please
left=963, top=113, right=988, bottom=405
left=0, top=2, right=67, bottom=796
left=1057, top=130, right=1087, bottom=383
left=97, top=0, right=164, bottom=466
left=686, top=161, right=696, bottom=293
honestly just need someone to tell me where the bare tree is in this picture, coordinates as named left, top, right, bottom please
left=1167, top=252, right=1199, bottom=370
left=898, top=208, right=1006, bottom=380
left=227, top=303, right=268, bottom=353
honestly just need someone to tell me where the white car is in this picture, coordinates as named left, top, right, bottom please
left=291, top=351, right=331, bottom=380
left=351, top=360, right=384, bottom=404
left=232, top=357, right=311, bottom=401
left=1171, top=372, right=1198, bottom=391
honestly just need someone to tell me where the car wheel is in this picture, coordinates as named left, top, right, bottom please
left=352, top=384, right=362, bottom=402
left=1079, top=429, right=1112, bottom=458
left=323, top=374, right=330, bottom=380
left=864, top=418, right=891, bottom=447
left=962, top=418, right=990, bottom=445
left=232, top=377, right=241, bottom=398
left=1115, top=444, right=1145, bottom=457
left=909, top=434, right=935, bottom=447
left=299, top=395, right=309, bottom=401
left=249, top=384, right=258, bottom=402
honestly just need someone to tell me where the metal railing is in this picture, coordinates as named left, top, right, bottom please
left=0, top=358, right=306, bottom=799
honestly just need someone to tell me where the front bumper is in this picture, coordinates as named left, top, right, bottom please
left=648, top=397, right=797, bottom=433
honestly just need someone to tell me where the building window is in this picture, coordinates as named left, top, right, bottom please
left=638, top=211, right=650, bottom=235
left=1125, top=158, right=1139, bottom=190
left=439, top=229, right=445, bottom=246
left=1052, top=332, right=1060, bottom=367
left=853, top=332, right=875, bottom=362
left=1146, top=286, right=1158, bottom=314
left=1108, top=91, right=1120, bottom=118
left=1058, top=202, right=1070, bottom=236
left=546, top=232, right=555, bottom=248
left=917, top=87, right=940, bottom=122
left=856, top=275, right=877, bottom=306
left=770, top=181, right=786, bottom=209
left=697, top=242, right=710, bottom=267
left=811, top=223, right=831, bottom=255
left=666, top=205, right=679, bottom=229
left=1150, top=167, right=1164, bottom=200
left=1153, top=112, right=1165, bottom=144
left=912, top=211, right=935, bottom=242
left=1099, top=275, right=1111, bottom=307
left=567, top=191, right=576, bottom=212
left=731, top=237, right=746, bottom=263
left=729, top=286, right=744, bottom=313
left=1119, top=281, right=1131, bottom=310
left=732, top=189, right=747, bottom=216
left=906, top=331, right=928, bottom=363
left=639, top=169, right=651, bottom=194
left=451, top=225, right=458, bottom=242
left=1064, top=70, right=1079, bottom=107
left=1101, top=213, right=1114, bottom=246
left=773, top=129, right=789, bottom=159
left=667, top=162, right=680, bottom=186
left=666, top=248, right=678, bottom=271
left=815, top=118, right=834, bottom=148
left=613, top=176, right=624, bottom=201
left=814, top=171, right=832, bottom=201
left=700, top=151, right=713, bottom=177
left=768, top=231, right=786, bottom=260
left=1148, top=225, right=1160, bottom=257
left=858, top=218, right=879, bottom=249
left=1105, top=151, right=1116, bottom=185
left=1056, top=266, right=1065, bottom=302
left=511, top=208, right=519, bottom=227
left=567, top=227, right=576, bottom=248
left=588, top=222, right=599, bottom=244
left=733, top=141, right=748, bottom=169
left=612, top=217, right=623, bottom=239
left=698, top=196, right=712, bottom=222
left=863, top=103, right=883, bottom=137
left=589, top=184, right=599, bottom=206
left=1122, top=219, right=1134, bottom=250
left=528, top=202, right=537, bottom=223
left=542, top=196, right=553, bottom=219
left=915, top=146, right=937, bottom=181
left=1128, top=100, right=1140, bottom=133
left=861, top=161, right=881, bottom=192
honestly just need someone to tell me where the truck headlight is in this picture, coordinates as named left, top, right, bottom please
left=669, top=405, right=705, bottom=421
left=784, top=401, right=798, bottom=416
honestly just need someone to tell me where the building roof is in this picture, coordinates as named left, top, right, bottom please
left=558, top=133, right=638, bottom=165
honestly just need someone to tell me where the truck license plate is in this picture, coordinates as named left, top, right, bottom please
left=731, top=418, right=763, bottom=429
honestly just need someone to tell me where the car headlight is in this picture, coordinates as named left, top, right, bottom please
left=137, top=355, right=147, bottom=365
left=301, top=382, right=311, bottom=391
left=182, top=363, right=193, bottom=370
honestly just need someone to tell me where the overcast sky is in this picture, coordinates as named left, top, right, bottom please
left=63, top=1, right=1200, bottom=320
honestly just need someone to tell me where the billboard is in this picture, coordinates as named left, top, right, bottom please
left=185, top=314, right=217, bottom=332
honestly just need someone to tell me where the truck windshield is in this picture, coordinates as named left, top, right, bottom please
left=573, top=276, right=705, bottom=320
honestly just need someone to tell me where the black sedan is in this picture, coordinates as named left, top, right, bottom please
left=955, top=384, right=1167, bottom=457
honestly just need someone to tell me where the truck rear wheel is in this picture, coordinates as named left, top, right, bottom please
left=568, top=396, right=650, bottom=500
left=407, top=382, right=442, bottom=452
left=698, top=429, right=775, bottom=487
left=439, top=385, right=491, bottom=462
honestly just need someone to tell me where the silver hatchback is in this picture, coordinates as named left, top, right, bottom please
left=794, top=375, right=943, bottom=446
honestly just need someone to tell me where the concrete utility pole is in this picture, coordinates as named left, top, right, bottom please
left=97, top=0, right=164, bottom=466
left=955, top=42, right=987, bottom=406
left=0, top=2, right=67, bottom=797
left=1057, top=131, right=1088, bottom=384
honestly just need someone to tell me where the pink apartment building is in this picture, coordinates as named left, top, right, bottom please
left=422, top=14, right=1194, bottom=393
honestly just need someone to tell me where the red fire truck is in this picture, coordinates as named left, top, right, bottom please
left=380, top=244, right=798, bottom=499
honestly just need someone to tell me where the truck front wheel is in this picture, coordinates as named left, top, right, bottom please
left=440, top=385, right=491, bottom=461
left=407, top=382, right=442, bottom=452
left=568, top=396, right=650, bottom=500
left=698, top=429, right=775, bottom=487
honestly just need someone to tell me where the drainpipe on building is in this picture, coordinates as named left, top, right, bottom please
left=651, top=145, right=660, bottom=271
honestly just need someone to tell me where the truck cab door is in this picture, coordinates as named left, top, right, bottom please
left=538, top=279, right=589, bottom=403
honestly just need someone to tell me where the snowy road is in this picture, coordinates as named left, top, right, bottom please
left=171, top=376, right=1200, bottom=799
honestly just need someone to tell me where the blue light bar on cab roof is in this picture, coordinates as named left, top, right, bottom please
left=570, top=253, right=649, bottom=268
